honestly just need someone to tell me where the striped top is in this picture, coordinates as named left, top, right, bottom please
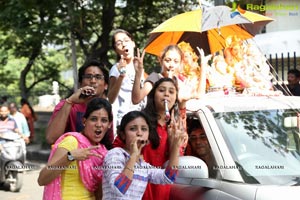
left=0, top=117, right=17, bottom=133
left=102, top=147, right=178, bottom=200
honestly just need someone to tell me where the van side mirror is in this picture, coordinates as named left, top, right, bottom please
left=284, top=116, right=298, bottom=128
left=164, top=156, right=209, bottom=184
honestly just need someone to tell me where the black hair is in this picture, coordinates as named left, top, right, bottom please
left=117, top=110, right=155, bottom=144
left=83, top=98, right=113, bottom=149
left=78, top=60, right=109, bottom=85
left=111, top=29, right=134, bottom=50
left=187, top=118, right=203, bottom=135
left=143, top=77, right=180, bottom=149
left=20, top=98, right=36, bottom=117
left=288, top=69, right=300, bottom=78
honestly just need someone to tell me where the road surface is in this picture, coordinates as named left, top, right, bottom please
left=0, top=161, right=45, bottom=200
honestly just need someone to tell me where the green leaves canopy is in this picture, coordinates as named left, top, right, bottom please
left=0, top=0, right=203, bottom=100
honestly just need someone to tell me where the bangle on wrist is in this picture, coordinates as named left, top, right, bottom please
left=65, top=98, right=73, bottom=105
left=119, top=67, right=126, bottom=75
left=125, top=166, right=134, bottom=173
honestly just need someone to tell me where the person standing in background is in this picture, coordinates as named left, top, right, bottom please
left=8, top=102, right=30, bottom=144
left=276, top=69, right=300, bottom=96
left=286, top=69, right=300, bottom=96
left=20, top=98, right=37, bottom=141
left=107, top=29, right=147, bottom=134
left=0, top=96, right=8, bottom=104
left=132, top=45, right=211, bottom=107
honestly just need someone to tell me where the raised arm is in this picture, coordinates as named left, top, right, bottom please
left=167, top=114, right=186, bottom=169
left=197, top=47, right=212, bottom=97
left=46, top=86, right=94, bottom=144
left=103, top=149, right=136, bottom=196
left=103, top=138, right=145, bottom=196
left=38, top=145, right=100, bottom=186
left=46, top=101, right=72, bottom=144
left=37, top=147, right=72, bottom=186
left=148, top=116, right=186, bottom=185
left=132, top=49, right=153, bottom=104
left=107, top=57, right=126, bottom=104
left=107, top=75, right=125, bottom=104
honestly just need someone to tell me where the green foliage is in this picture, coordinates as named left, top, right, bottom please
left=0, top=0, right=206, bottom=101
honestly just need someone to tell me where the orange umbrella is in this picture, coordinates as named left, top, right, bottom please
left=144, top=5, right=274, bottom=56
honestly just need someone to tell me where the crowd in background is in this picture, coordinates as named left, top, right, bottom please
left=0, top=96, right=36, bottom=144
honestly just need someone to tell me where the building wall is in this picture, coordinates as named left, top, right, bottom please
left=264, top=0, right=300, bottom=32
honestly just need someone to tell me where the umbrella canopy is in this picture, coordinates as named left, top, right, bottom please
left=144, top=5, right=274, bottom=56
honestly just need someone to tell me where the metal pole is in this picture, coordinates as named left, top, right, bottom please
left=71, top=34, right=78, bottom=91
left=68, top=1, right=78, bottom=91
left=294, top=51, right=297, bottom=69
left=281, top=53, right=284, bottom=81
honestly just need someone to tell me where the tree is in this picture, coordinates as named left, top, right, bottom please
left=0, top=0, right=201, bottom=100
left=0, top=0, right=71, bottom=99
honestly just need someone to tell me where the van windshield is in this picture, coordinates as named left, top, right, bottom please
left=215, top=109, right=300, bottom=185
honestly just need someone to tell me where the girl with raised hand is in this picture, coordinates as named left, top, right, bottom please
left=132, top=45, right=183, bottom=106
left=132, top=44, right=211, bottom=107
left=141, top=77, right=188, bottom=200
left=113, top=78, right=188, bottom=200
left=102, top=110, right=185, bottom=200
left=38, top=98, right=113, bottom=200
left=108, top=29, right=147, bottom=132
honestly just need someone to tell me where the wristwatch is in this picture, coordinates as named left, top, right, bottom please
left=67, top=151, right=75, bottom=161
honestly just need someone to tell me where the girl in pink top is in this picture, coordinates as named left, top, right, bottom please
left=38, top=98, right=112, bottom=200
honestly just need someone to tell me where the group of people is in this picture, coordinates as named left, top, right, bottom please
left=0, top=98, right=36, bottom=144
left=38, top=28, right=215, bottom=200
left=38, top=28, right=300, bottom=199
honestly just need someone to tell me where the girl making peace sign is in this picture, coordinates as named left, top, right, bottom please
left=38, top=98, right=113, bottom=200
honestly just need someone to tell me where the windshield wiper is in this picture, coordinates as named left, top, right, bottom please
left=234, top=162, right=260, bottom=184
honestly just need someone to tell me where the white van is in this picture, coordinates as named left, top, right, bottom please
left=172, top=94, right=300, bottom=200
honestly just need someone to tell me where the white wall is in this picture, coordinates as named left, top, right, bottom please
left=252, top=29, right=300, bottom=57
left=265, top=0, right=300, bottom=32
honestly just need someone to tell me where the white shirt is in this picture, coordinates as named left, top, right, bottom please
left=109, top=63, right=146, bottom=132
left=9, top=111, right=30, bottom=137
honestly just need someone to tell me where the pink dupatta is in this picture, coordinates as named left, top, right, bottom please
left=43, top=132, right=107, bottom=200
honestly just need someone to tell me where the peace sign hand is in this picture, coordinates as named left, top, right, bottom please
left=133, top=48, right=145, bottom=74
left=167, top=111, right=186, bottom=151
left=197, top=47, right=212, bottom=67
left=70, top=146, right=103, bottom=161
